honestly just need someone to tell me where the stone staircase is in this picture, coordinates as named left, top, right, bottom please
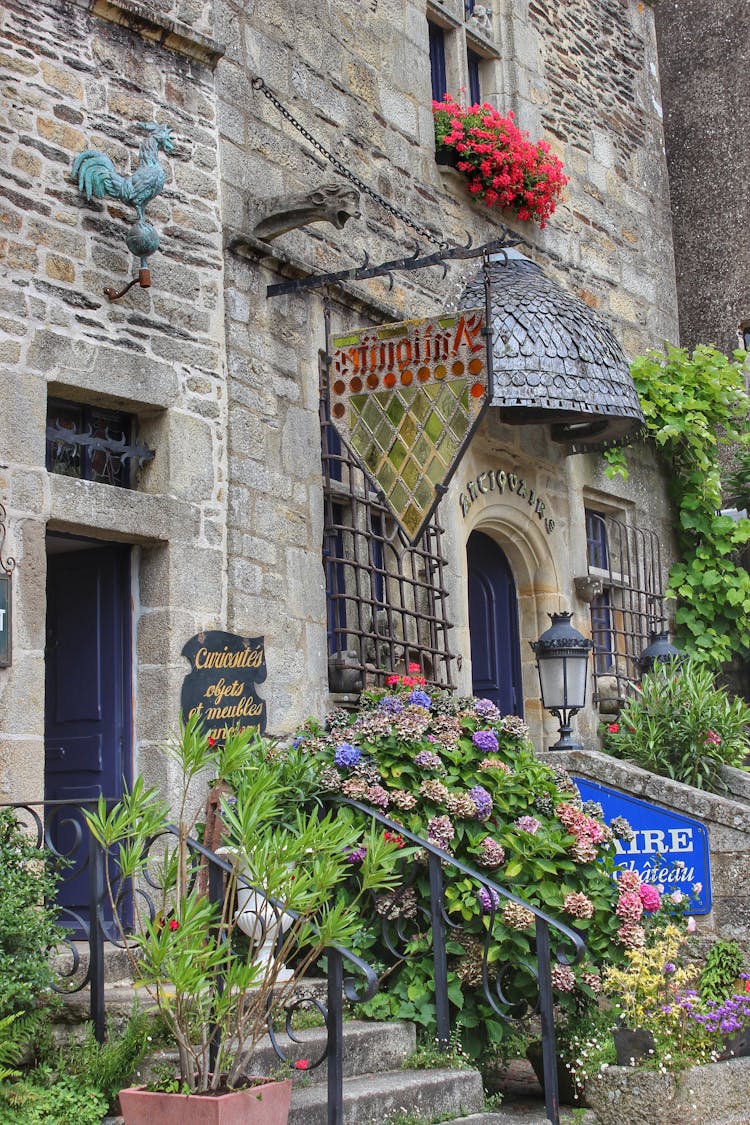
left=56, top=949, right=594, bottom=1124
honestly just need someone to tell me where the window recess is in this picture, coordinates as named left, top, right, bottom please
left=584, top=508, right=666, bottom=704
left=320, top=364, right=454, bottom=695
left=46, top=398, right=154, bottom=488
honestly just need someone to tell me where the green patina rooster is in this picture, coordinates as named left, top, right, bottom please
left=72, top=121, right=174, bottom=269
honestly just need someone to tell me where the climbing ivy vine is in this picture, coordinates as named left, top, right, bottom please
left=604, top=344, right=750, bottom=666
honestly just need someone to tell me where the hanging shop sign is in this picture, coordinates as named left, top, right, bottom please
left=574, top=777, right=711, bottom=914
left=0, top=574, right=11, bottom=668
left=459, top=466, right=556, bottom=533
left=181, top=631, right=267, bottom=742
left=330, top=310, right=490, bottom=542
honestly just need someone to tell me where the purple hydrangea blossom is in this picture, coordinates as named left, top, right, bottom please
left=414, top=749, right=443, bottom=771
left=334, top=742, right=362, bottom=769
left=408, top=689, right=432, bottom=709
left=472, top=729, right=499, bottom=754
left=378, top=695, right=405, bottom=715
left=469, top=785, right=493, bottom=822
left=474, top=698, right=500, bottom=718
left=478, top=886, right=500, bottom=914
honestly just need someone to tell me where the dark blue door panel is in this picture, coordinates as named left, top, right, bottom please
left=467, top=531, right=523, bottom=716
left=44, top=545, right=131, bottom=929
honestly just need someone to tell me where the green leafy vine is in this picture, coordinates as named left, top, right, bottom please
left=604, top=344, right=750, bottom=664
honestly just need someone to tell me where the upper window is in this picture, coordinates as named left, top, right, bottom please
left=427, top=1, right=500, bottom=113
left=46, top=398, right=153, bottom=488
left=429, top=21, right=448, bottom=101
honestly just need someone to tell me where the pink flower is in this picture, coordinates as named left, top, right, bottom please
left=515, top=815, right=541, bottom=835
left=686, top=916, right=697, bottom=933
left=616, top=870, right=641, bottom=893
left=639, top=884, right=661, bottom=913
left=616, top=890, right=644, bottom=924
left=293, top=1058, right=311, bottom=1070
left=607, top=722, right=619, bottom=734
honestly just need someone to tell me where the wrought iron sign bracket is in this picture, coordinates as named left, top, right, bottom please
left=265, top=232, right=523, bottom=299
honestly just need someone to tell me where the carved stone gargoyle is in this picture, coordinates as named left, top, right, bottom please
left=250, top=182, right=361, bottom=241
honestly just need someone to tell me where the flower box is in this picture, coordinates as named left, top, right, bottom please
left=586, top=1056, right=750, bottom=1125
left=119, top=1078, right=292, bottom=1125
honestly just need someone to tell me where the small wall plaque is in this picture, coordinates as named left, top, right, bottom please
left=181, top=631, right=267, bottom=741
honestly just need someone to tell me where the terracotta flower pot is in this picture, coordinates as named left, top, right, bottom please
left=119, top=1077, right=292, bottom=1125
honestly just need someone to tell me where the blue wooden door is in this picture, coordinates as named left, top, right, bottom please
left=467, top=531, right=523, bottom=716
left=44, top=544, right=131, bottom=929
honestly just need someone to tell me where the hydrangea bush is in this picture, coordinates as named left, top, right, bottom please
left=295, top=671, right=638, bottom=1054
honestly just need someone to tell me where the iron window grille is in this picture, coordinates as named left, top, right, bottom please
left=321, top=372, right=455, bottom=694
left=46, top=399, right=154, bottom=488
left=584, top=508, right=666, bottom=702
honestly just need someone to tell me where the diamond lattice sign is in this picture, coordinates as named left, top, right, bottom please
left=330, top=311, right=489, bottom=541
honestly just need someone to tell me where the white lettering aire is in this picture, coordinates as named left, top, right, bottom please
left=614, top=827, right=694, bottom=856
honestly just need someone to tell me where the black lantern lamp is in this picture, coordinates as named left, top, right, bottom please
left=638, top=628, right=683, bottom=675
left=530, top=611, right=593, bottom=751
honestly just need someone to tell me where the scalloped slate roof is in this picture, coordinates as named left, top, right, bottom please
left=459, top=257, right=644, bottom=449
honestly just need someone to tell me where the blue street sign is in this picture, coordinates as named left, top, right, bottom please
left=573, top=777, right=712, bottom=915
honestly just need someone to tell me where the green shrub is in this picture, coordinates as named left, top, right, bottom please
left=601, top=659, right=750, bottom=792
left=58, top=1008, right=155, bottom=1112
left=699, top=939, right=746, bottom=1003
left=0, top=1071, right=107, bottom=1125
left=0, top=810, right=66, bottom=1019
left=295, top=677, right=633, bottom=1058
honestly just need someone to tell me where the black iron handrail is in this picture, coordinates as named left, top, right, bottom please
left=4, top=795, right=582, bottom=1125
left=1, top=800, right=376, bottom=1125
left=328, top=795, right=588, bottom=1125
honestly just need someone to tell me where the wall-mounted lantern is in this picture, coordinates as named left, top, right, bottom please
left=530, top=611, right=593, bottom=751
left=638, top=628, right=683, bottom=675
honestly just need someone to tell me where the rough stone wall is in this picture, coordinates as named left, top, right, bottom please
left=653, top=0, right=750, bottom=354
left=215, top=0, right=679, bottom=740
left=0, top=0, right=225, bottom=798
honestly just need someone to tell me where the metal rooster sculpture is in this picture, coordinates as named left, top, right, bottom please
left=72, top=121, right=174, bottom=300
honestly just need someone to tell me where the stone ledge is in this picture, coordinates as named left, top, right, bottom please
left=542, top=749, right=750, bottom=834
left=226, top=228, right=404, bottom=323
left=47, top=473, right=198, bottom=545
left=586, top=1055, right=750, bottom=1125
left=85, top=0, right=225, bottom=69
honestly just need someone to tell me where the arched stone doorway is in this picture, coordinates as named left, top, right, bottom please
left=467, top=530, right=523, bottom=715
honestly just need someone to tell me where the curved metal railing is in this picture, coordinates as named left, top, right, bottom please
left=327, top=795, right=587, bottom=1125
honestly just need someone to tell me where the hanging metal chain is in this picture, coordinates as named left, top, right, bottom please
left=251, top=76, right=448, bottom=249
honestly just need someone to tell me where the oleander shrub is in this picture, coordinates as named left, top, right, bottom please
left=601, top=659, right=750, bottom=792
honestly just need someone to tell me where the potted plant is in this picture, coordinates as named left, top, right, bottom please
left=432, top=94, right=568, bottom=227
left=85, top=718, right=403, bottom=1124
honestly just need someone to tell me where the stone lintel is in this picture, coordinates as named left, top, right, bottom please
left=87, top=0, right=225, bottom=69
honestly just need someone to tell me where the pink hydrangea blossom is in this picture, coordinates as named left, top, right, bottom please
left=639, top=883, right=661, bottom=913
left=615, top=890, right=644, bottom=924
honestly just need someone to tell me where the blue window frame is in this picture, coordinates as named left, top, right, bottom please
left=585, top=508, right=609, bottom=570
left=467, top=48, right=481, bottom=104
left=429, top=21, right=447, bottom=102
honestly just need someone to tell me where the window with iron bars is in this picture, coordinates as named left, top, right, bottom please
left=585, top=508, right=666, bottom=703
left=320, top=369, right=455, bottom=694
left=46, top=398, right=153, bottom=488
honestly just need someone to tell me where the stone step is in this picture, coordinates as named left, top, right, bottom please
left=143, top=1019, right=417, bottom=1083
left=288, top=1066, right=485, bottom=1125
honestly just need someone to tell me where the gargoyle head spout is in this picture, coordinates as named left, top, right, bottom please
left=309, top=185, right=361, bottom=229
left=138, top=121, right=175, bottom=155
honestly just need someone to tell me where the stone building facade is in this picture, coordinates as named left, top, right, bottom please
left=1, top=0, right=679, bottom=810
left=653, top=0, right=750, bottom=356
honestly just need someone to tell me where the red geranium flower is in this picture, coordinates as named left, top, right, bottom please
left=293, top=1058, right=311, bottom=1070
left=384, top=830, right=405, bottom=848
left=169, top=919, right=179, bottom=931
left=607, top=723, right=619, bottom=734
